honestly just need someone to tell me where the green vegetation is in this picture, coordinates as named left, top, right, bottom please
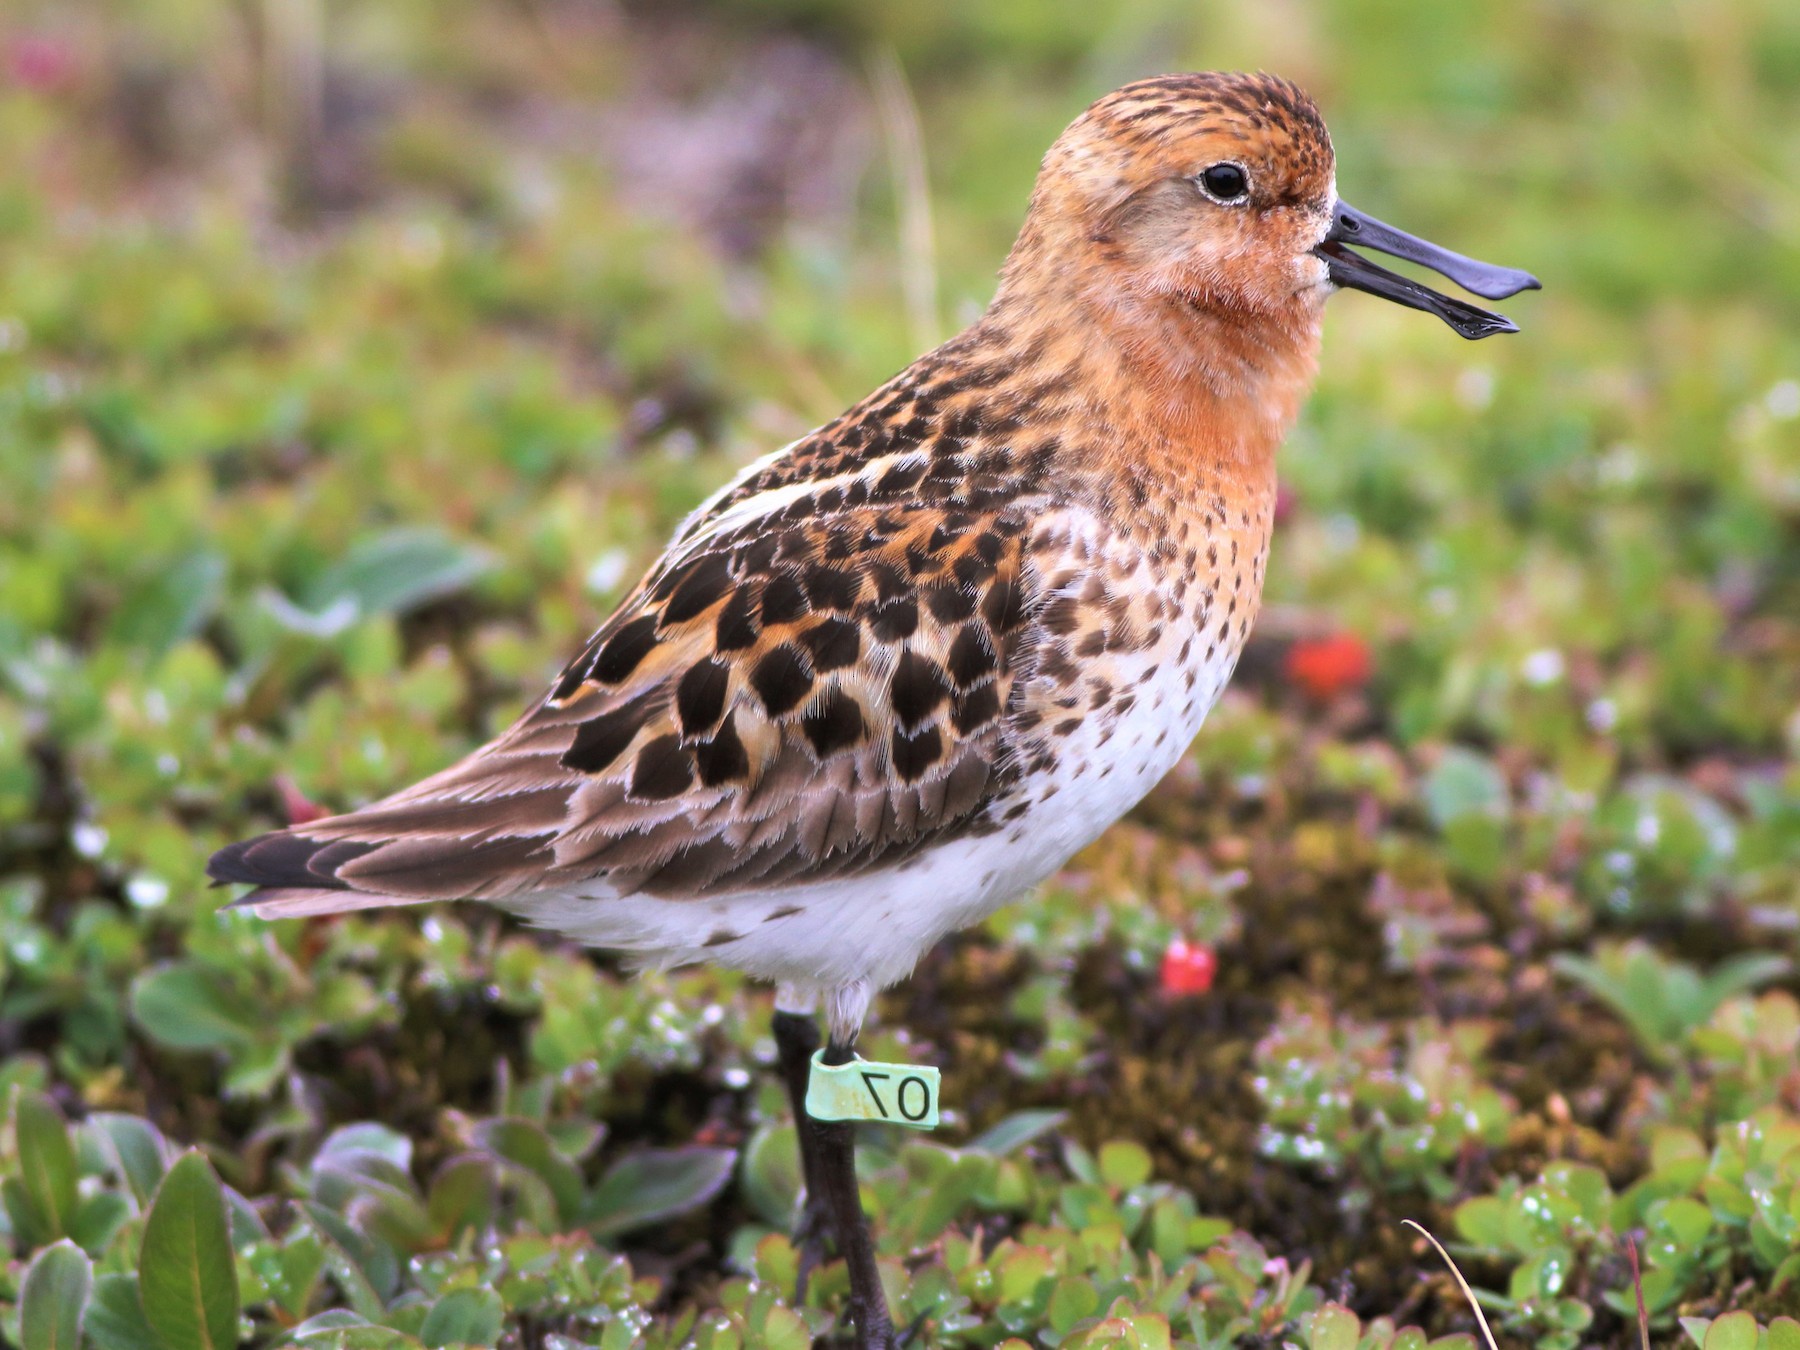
left=1, top=0, right=1797, bottom=1345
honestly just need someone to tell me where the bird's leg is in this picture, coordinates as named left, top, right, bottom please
left=813, top=1034, right=898, bottom=1350
left=771, top=1007, right=833, bottom=1298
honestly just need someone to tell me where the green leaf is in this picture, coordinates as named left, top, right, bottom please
left=301, top=527, right=493, bottom=618
left=1552, top=1299, right=1594, bottom=1331
left=739, top=1123, right=802, bottom=1228
left=587, top=1146, right=737, bottom=1238
left=10, top=1090, right=78, bottom=1245
left=129, top=964, right=256, bottom=1053
left=752, top=1233, right=799, bottom=1295
left=69, top=1192, right=131, bottom=1255
left=419, top=1287, right=505, bottom=1348
left=966, top=1109, right=1067, bottom=1156
left=425, top=1155, right=498, bottom=1247
left=473, top=1118, right=585, bottom=1229
left=1453, top=1195, right=1509, bottom=1249
left=1421, top=746, right=1508, bottom=828
left=299, top=1201, right=395, bottom=1317
left=1097, top=1140, right=1153, bottom=1190
left=1651, top=1128, right=1707, bottom=1172
left=317, top=1122, right=414, bottom=1172
left=1061, top=1138, right=1101, bottom=1185
left=138, top=1151, right=240, bottom=1350
left=289, top=1310, right=426, bottom=1348
left=1310, top=1303, right=1361, bottom=1350
left=1766, top=1318, right=1800, bottom=1350
left=1703, top=1312, right=1760, bottom=1350
left=308, top=1123, right=428, bottom=1251
left=1699, top=953, right=1793, bottom=1008
left=220, top=1039, right=290, bottom=1100
left=996, top=1245, right=1055, bottom=1304
left=82, top=1274, right=158, bottom=1350
left=259, top=1230, right=327, bottom=1320
left=109, top=550, right=226, bottom=655
left=754, top=1305, right=811, bottom=1350
left=1657, top=1195, right=1714, bottom=1247
left=86, top=1113, right=173, bottom=1207
left=20, top=1239, right=92, bottom=1350
left=287, top=1310, right=370, bottom=1338
left=1046, top=1275, right=1100, bottom=1333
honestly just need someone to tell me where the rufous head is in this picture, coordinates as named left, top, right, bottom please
left=1041, top=73, right=1337, bottom=325
left=1000, top=72, right=1538, bottom=368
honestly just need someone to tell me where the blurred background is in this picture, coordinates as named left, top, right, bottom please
left=0, top=2, right=1797, bottom=1347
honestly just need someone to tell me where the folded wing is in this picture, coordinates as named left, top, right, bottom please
left=209, top=483, right=1042, bottom=917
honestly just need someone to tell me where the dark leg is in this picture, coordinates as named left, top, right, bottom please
left=813, top=1037, right=898, bottom=1350
left=772, top=1009, right=832, bottom=1297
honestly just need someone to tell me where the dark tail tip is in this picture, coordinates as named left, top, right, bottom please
left=207, top=832, right=377, bottom=891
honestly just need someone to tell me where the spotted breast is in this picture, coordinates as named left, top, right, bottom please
left=208, top=313, right=1276, bottom=991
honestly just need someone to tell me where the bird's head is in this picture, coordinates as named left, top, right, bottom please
left=1005, top=72, right=1538, bottom=361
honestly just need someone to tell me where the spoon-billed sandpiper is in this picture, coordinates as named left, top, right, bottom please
left=211, top=71, right=1536, bottom=1348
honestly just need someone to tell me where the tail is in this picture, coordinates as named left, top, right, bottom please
left=207, top=832, right=438, bottom=919
left=207, top=776, right=574, bottom=920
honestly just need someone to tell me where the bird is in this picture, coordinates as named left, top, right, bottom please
left=209, top=71, right=1537, bottom=1348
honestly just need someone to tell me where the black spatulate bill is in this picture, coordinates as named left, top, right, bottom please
left=1316, top=199, right=1540, bottom=340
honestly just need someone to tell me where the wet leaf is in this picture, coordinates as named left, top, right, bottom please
left=300, top=1201, right=395, bottom=1316
left=109, top=549, right=226, bottom=654
left=425, top=1155, right=498, bottom=1247
left=1310, top=1303, right=1362, bottom=1350
left=1703, top=1312, right=1761, bottom=1350
left=301, top=526, right=493, bottom=618
left=138, top=1152, right=239, bottom=1350
left=739, top=1122, right=802, bottom=1228
left=69, top=1191, right=131, bottom=1255
left=19, top=1239, right=92, bottom=1350
left=1421, top=746, right=1507, bottom=827
left=1098, top=1140, right=1152, bottom=1190
left=1046, top=1275, right=1100, bottom=1332
left=129, top=964, right=256, bottom=1053
left=419, top=1287, right=505, bottom=1347
left=82, top=1274, right=158, bottom=1350
left=588, top=1146, right=737, bottom=1238
left=7, top=1091, right=78, bottom=1246
left=86, top=1112, right=174, bottom=1208
left=966, top=1108, right=1066, bottom=1156
left=472, top=1118, right=584, bottom=1229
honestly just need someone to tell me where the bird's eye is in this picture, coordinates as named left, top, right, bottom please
left=1198, top=162, right=1249, bottom=203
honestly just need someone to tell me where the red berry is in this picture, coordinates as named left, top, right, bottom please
left=1284, top=633, right=1372, bottom=702
left=1159, top=938, right=1217, bottom=997
left=7, top=36, right=75, bottom=93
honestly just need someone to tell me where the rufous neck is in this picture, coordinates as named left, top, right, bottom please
left=984, top=242, right=1321, bottom=484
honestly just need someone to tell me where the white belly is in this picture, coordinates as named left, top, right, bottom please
left=506, top=623, right=1239, bottom=997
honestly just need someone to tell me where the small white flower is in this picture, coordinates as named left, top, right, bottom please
left=1766, top=379, right=1800, bottom=421
left=71, top=822, right=107, bottom=858
left=1521, top=649, right=1565, bottom=687
left=585, top=548, right=630, bottom=595
left=127, top=876, right=169, bottom=909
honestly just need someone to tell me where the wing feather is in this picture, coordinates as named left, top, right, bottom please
left=210, top=484, right=1048, bottom=912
